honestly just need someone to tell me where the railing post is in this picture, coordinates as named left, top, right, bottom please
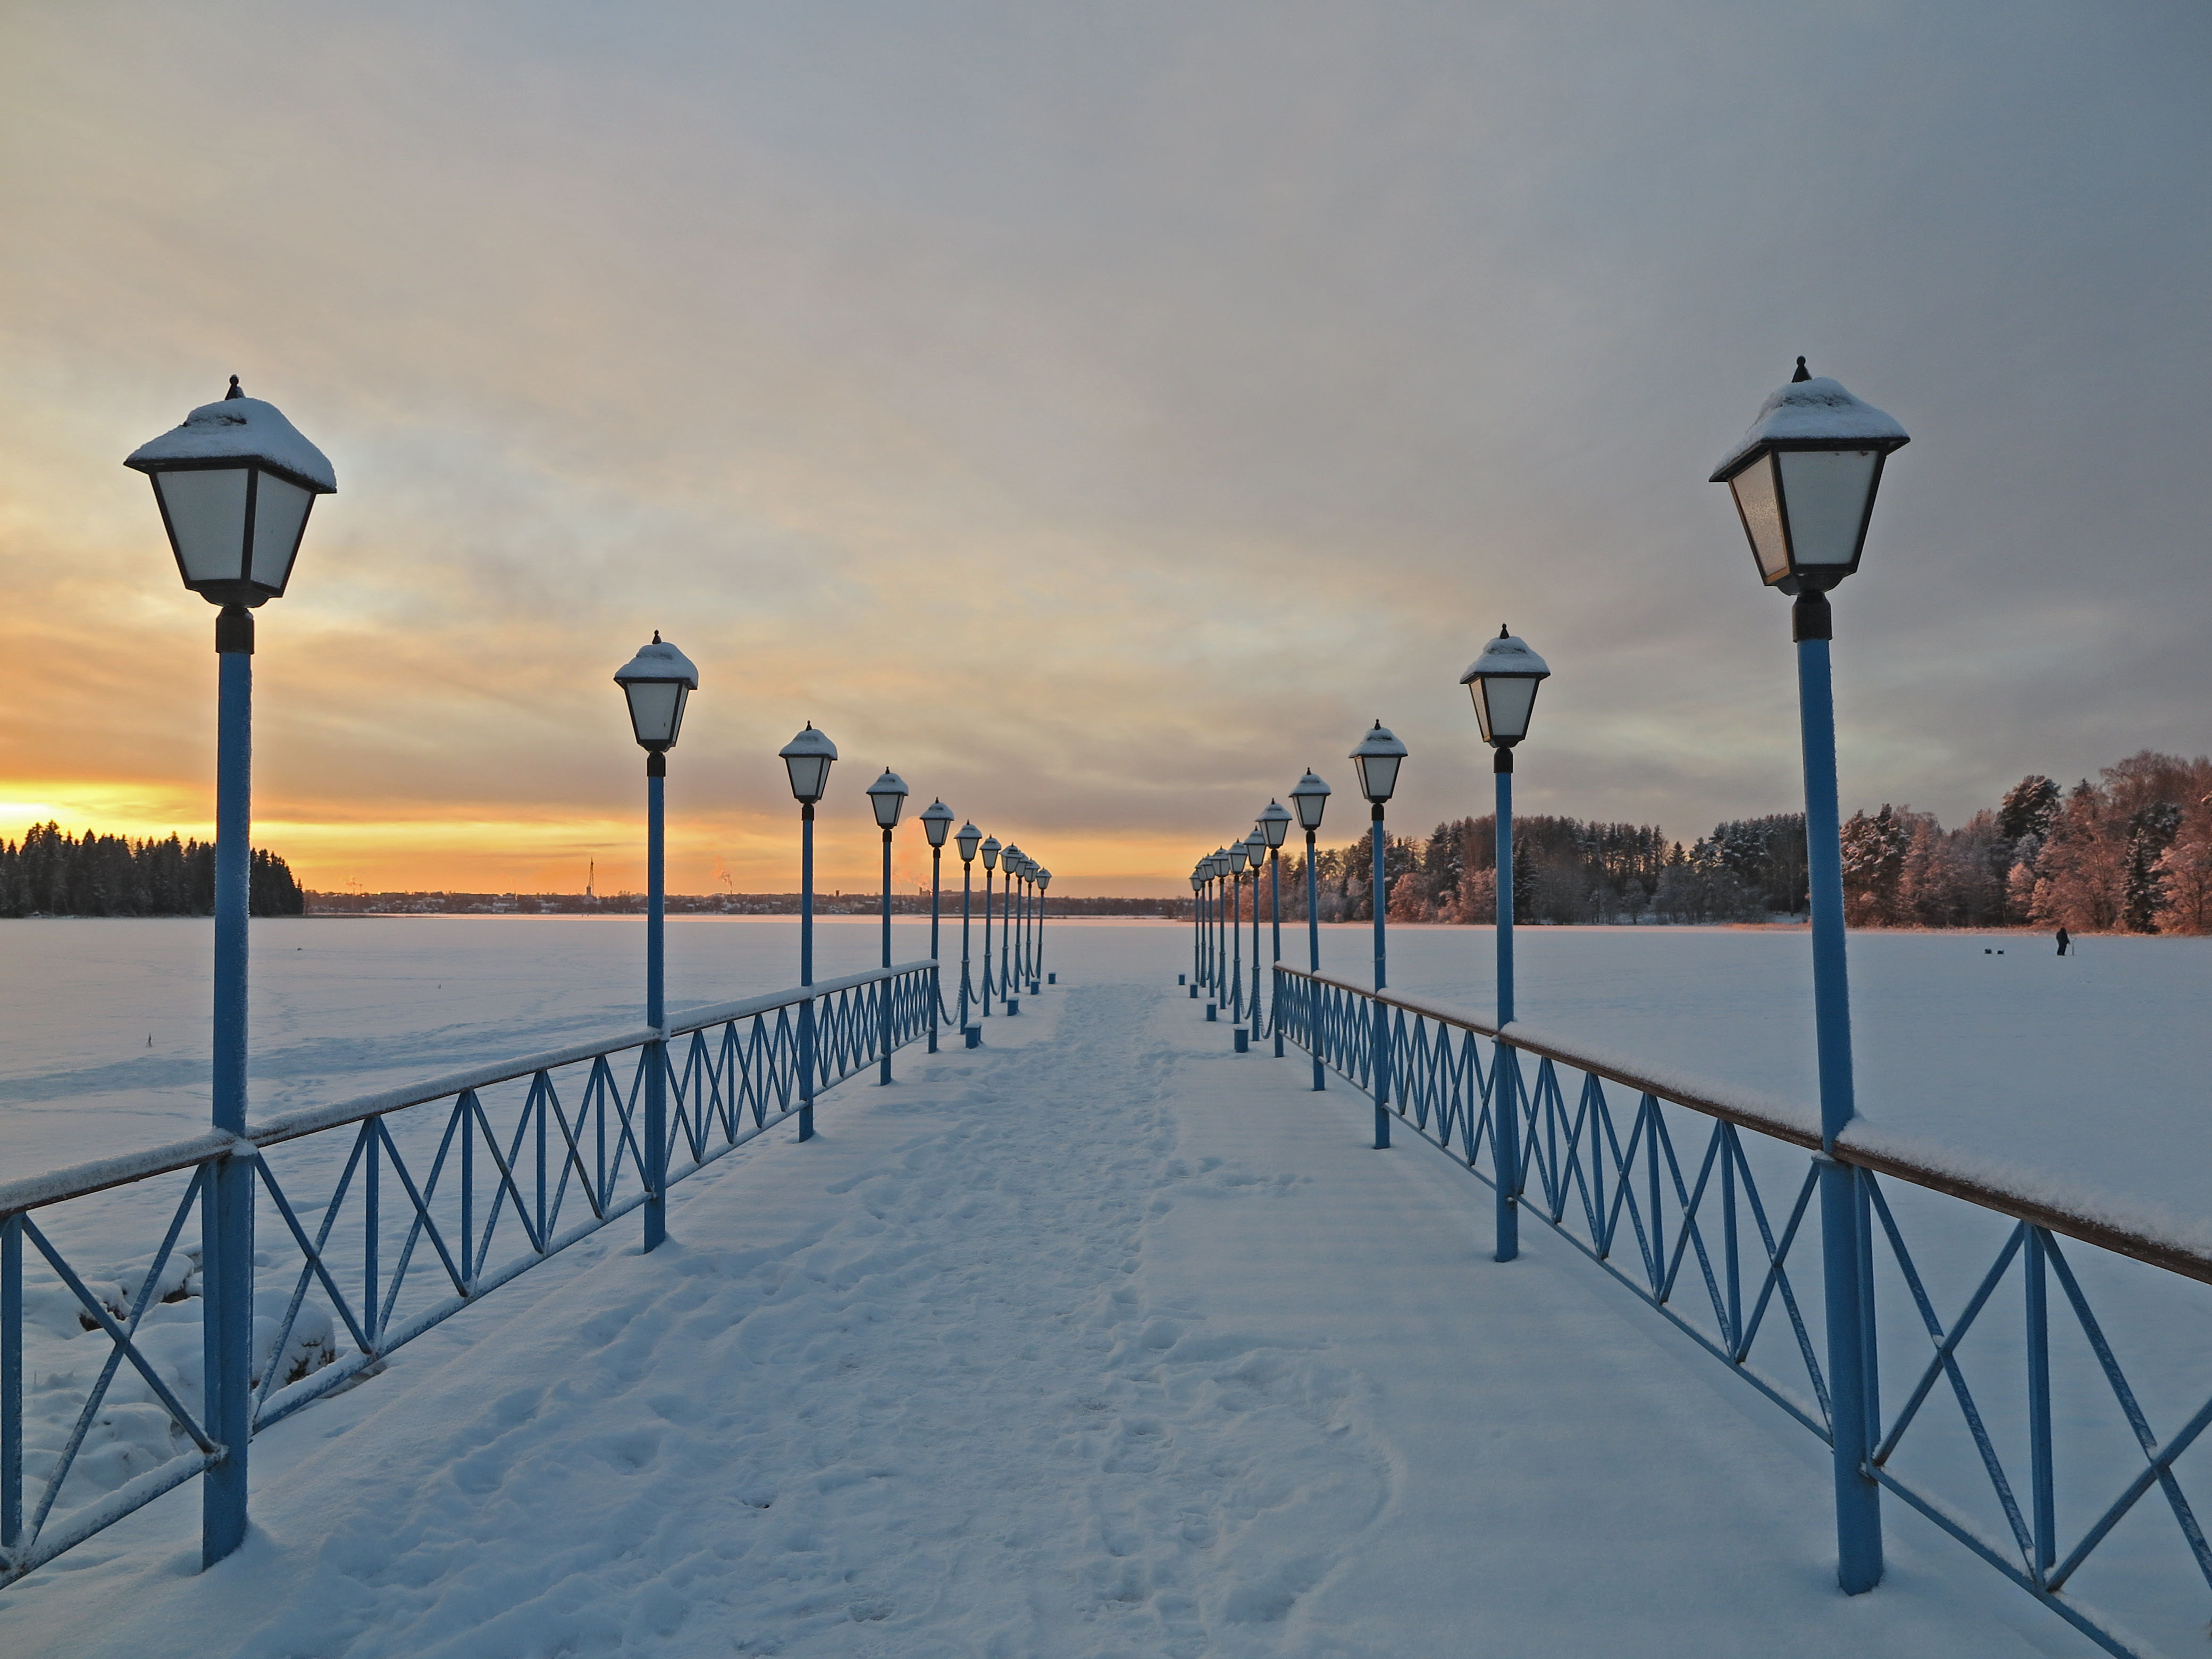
left=1796, top=595, right=1882, bottom=1594
left=1495, top=752, right=1519, bottom=1262
left=203, top=622, right=254, bottom=1570
left=1371, top=807, right=1390, bottom=1150
left=3, top=1211, right=21, bottom=1557
left=2026, top=1227, right=2055, bottom=1582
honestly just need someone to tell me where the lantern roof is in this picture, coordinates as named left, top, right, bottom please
left=614, top=634, right=699, bottom=688
left=125, top=380, right=337, bottom=492
left=1459, top=627, right=1549, bottom=685
left=1711, top=364, right=1908, bottom=482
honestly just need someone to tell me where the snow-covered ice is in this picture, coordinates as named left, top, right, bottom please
left=3, top=920, right=2208, bottom=1653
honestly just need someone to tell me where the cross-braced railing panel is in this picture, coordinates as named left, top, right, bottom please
left=1, top=960, right=944, bottom=1586
left=1276, top=962, right=2212, bottom=1657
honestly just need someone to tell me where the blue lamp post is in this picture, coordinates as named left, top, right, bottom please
left=1712, top=357, right=1908, bottom=1597
left=1000, top=845, right=1025, bottom=1013
left=1460, top=627, right=1549, bottom=1264
left=614, top=633, right=700, bottom=1253
left=1225, top=840, right=1249, bottom=1032
left=126, top=376, right=335, bottom=1569
left=1243, top=828, right=1267, bottom=1043
left=1034, top=866, right=1051, bottom=986
left=1289, top=771, right=1331, bottom=1090
left=1007, top=852, right=1028, bottom=992
left=1350, top=723, right=1407, bottom=1149
left=1258, top=803, right=1291, bottom=1055
left=1020, top=856, right=1040, bottom=993
left=866, top=769, right=908, bottom=1083
left=920, top=800, right=953, bottom=1051
left=1188, top=871, right=1203, bottom=996
left=956, top=820, right=982, bottom=1040
left=979, top=835, right=1001, bottom=1017
left=779, top=723, right=838, bottom=1139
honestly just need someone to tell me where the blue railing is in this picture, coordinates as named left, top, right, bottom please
left=1275, top=962, right=2212, bottom=1659
left=0, top=959, right=941, bottom=1586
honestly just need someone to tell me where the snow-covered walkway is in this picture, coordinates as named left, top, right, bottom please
left=4, top=975, right=2095, bottom=1656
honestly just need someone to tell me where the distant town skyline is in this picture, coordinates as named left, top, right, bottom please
left=4, top=3, right=2208, bottom=896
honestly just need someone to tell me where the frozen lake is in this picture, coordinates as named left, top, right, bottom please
left=4, top=916, right=2206, bottom=1227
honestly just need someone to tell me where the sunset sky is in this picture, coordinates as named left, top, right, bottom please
left=3, top=3, right=2208, bottom=898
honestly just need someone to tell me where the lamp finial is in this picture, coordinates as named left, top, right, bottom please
left=1791, top=356, right=1811, bottom=383
left=224, top=375, right=244, bottom=400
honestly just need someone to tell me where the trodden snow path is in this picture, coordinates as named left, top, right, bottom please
left=3, top=979, right=2096, bottom=1657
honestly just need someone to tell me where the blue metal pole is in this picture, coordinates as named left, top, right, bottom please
left=1306, top=830, right=1323, bottom=1091
left=1494, top=753, right=1519, bottom=1263
left=203, top=611, right=254, bottom=1567
left=879, top=828, right=893, bottom=1084
left=981, top=868, right=994, bottom=1017
left=1796, top=594, right=1881, bottom=1594
left=1230, top=869, right=1244, bottom=1028
left=1270, top=852, right=1283, bottom=1057
left=928, top=845, right=942, bottom=1053
left=643, top=756, right=667, bottom=1249
left=798, top=806, right=816, bottom=1141
left=959, top=858, right=974, bottom=1032
left=1371, top=808, right=1389, bottom=1149
left=2, top=1213, right=18, bottom=1556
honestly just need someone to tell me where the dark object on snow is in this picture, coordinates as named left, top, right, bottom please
left=2056, top=927, right=2072, bottom=957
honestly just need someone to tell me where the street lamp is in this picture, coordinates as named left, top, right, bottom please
left=1258, top=802, right=1291, bottom=1055
left=1459, top=627, right=1549, bottom=1266
left=979, top=834, right=1002, bottom=1017
left=1000, top=844, right=1024, bottom=1013
left=1289, top=769, right=1331, bottom=1092
left=866, top=768, right=908, bottom=1083
left=1350, top=721, right=1407, bottom=1149
left=614, top=633, right=700, bottom=1254
left=920, top=800, right=954, bottom=1052
left=1244, top=827, right=1268, bottom=1045
left=1225, top=840, right=1249, bottom=1032
left=1035, top=866, right=1052, bottom=986
left=779, top=722, right=838, bottom=1140
left=1713, top=357, right=1908, bottom=1598
left=1188, top=870, right=1204, bottom=997
left=125, top=376, right=335, bottom=1569
left=956, top=821, right=983, bottom=1040
left=1206, top=849, right=1229, bottom=1016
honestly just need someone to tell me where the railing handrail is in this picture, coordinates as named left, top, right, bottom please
left=1275, top=961, right=2212, bottom=1287
left=0, top=959, right=942, bottom=1219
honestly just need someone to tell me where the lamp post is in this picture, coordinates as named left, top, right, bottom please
left=1351, top=722, right=1407, bottom=1149
left=1243, top=827, right=1267, bottom=1042
left=1188, top=871, right=1203, bottom=996
left=1008, top=852, right=1029, bottom=992
left=1000, top=844, right=1024, bottom=1013
left=614, top=634, right=700, bottom=1253
left=1035, top=867, right=1051, bottom=986
left=979, top=835, right=1001, bottom=1018
left=866, top=768, right=909, bottom=1083
left=1259, top=802, right=1291, bottom=1056
left=1289, top=770, right=1331, bottom=1091
left=1712, top=357, right=1908, bottom=1597
left=956, top=821, right=982, bottom=1038
left=1225, top=840, right=1249, bottom=1032
left=126, top=377, right=335, bottom=1569
left=1460, top=626, right=1549, bottom=1265
left=920, top=800, right=953, bottom=1052
left=1205, top=850, right=1227, bottom=1011
left=780, top=723, right=838, bottom=1140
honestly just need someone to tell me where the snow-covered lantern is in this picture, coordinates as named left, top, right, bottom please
left=1289, top=771, right=1331, bottom=834
left=981, top=835, right=1002, bottom=872
left=613, top=634, right=698, bottom=752
left=920, top=798, right=954, bottom=848
left=124, top=376, right=336, bottom=607
left=957, top=820, right=982, bottom=863
left=780, top=723, right=837, bottom=805
left=1244, top=828, right=1267, bottom=868
left=1459, top=627, right=1550, bottom=749
left=1226, top=841, right=1248, bottom=874
left=867, top=768, right=909, bottom=830
left=1208, top=848, right=1229, bottom=881
left=1350, top=722, right=1407, bottom=806
left=1036, top=868, right=1051, bottom=891
left=1710, top=359, right=1909, bottom=594
left=1258, top=799, right=1293, bottom=849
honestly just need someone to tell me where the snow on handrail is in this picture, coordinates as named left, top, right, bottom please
left=1275, top=963, right=2212, bottom=1287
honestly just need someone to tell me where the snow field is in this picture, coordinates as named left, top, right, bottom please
left=0, top=954, right=2130, bottom=1656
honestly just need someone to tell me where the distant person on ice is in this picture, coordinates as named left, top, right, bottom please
left=2056, top=927, right=2071, bottom=957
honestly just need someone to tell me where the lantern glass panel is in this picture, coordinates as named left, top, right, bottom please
left=1353, top=752, right=1401, bottom=804
left=1729, top=454, right=1792, bottom=585
left=1471, top=676, right=1539, bottom=745
left=1776, top=449, right=1880, bottom=571
left=784, top=754, right=831, bottom=803
left=154, top=468, right=251, bottom=588
left=1291, top=785, right=1328, bottom=832
left=624, top=681, right=686, bottom=746
left=248, top=473, right=315, bottom=592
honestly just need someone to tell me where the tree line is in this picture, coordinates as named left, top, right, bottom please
left=1, top=823, right=305, bottom=918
